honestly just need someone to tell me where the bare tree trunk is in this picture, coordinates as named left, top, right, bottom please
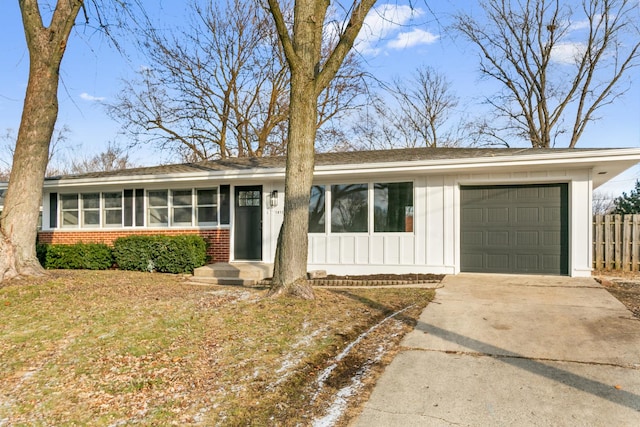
left=0, top=0, right=82, bottom=282
left=267, top=70, right=317, bottom=299
left=266, top=0, right=376, bottom=299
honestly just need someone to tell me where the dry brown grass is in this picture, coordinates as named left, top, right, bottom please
left=0, top=270, right=434, bottom=425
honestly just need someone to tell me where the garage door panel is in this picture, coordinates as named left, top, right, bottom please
left=461, top=230, right=484, bottom=245
left=487, top=253, right=510, bottom=269
left=462, top=207, right=484, bottom=223
left=515, top=206, right=541, bottom=223
left=461, top=184, right=568, bottom=275
left=515, top=230, right=539, bottom=246
left=487, top=207, right=509, bottom=222
left=487, top=231, right=509, bottom=246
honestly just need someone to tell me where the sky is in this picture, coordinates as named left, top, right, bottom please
left=0, top=0, right=639, bottom=196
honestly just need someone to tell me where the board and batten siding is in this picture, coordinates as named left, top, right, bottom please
left=304, top=169, right=593, bottom=277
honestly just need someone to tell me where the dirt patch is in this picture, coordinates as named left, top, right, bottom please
left=594, top=273, right=640, bottom=319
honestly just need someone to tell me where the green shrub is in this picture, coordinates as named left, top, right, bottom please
left=38, top=243, right=113, bottom=270
left=113, top=235, right=207, bottom=274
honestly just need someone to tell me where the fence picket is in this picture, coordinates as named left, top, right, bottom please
left=592, top=214, right=640, bottom=271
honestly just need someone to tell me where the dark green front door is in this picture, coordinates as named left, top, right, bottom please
left=234, top=186, right=262, bottom=260
left=460, top=184, right=568, bottom=275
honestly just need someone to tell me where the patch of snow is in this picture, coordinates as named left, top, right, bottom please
left=312, top=339, right=389, bottom=427
left=311, top=305, right=415, bottom=402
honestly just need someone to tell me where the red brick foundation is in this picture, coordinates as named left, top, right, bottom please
left=37, top=229, right=230, bottom=263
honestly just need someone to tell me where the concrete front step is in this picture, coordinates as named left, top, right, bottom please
left=188, top=276, right=261, bottom=286
left=193, top=262, right=273, bottom=281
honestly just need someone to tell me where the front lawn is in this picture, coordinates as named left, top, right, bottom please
left=0, top=270, right=433, bottom=425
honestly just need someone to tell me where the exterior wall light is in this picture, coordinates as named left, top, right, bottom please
left=269, top=190, right=278, bottom=207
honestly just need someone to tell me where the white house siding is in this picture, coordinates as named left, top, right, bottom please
left=296, top=168, right=593, bottom=277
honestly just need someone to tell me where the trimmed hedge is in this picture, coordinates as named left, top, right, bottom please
left=37, top=243, right=114, bottom=270
left=113, top=235, right=207, bottom=274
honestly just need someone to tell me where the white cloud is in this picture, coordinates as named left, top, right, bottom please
left=386, top=29, right=439, bottom=50
left=551, top=41, right=586, bottom=64
left=80, top=92, right=105, bottom=102
left=355, top=4, right=426, bottom=55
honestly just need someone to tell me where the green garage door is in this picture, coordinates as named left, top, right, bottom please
left=461, top=184, right=568, bottom=275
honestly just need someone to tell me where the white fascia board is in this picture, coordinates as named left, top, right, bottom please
left=43, top=168, right=287, bottom=189
left=41, top=148, right=640, bottom=189
left=313, top=148, right=640, bottom=177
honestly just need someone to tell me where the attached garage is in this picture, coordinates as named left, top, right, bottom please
left=460, top=184, right=569, bottom=275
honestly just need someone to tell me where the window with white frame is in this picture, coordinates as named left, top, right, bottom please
left=197, top=189, right=217, bottom=225
left=330, top=184, right=368, bottom=233
left=148, top=190, right=169, bottom=226
left=60, top=194, right=79, bottom=227
left=82, top=193, right=100, bottom=227
left=172, top=189, right=193, bottom=226
left=103, top=192, right=123, bottom=227
left=374, top=182, right=414, bottom=232
left=309, top=185, right=325, bottom=233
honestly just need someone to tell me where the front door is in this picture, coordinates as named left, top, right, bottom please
left=234, top=185, right=262, bottom=260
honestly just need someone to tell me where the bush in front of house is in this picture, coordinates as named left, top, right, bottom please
left=38, top=243, right=114, bottom=270
left=113, top=235, right=207, bottom=274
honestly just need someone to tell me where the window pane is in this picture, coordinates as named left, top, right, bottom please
left=331, top=184, right=368, bottom=233
left=173, top=190, right=192, bottom=206
left=197, top=189, right=217, bottom=205
left=220, top=185, right=230, bottom=224
left=82, top=193, right=99, bottom=209
left=149, top=207, right=168, bottom=225
left=83, top=210, right=100, bottom=226
left=374, top=182, right=414, bottom=232
left=104, top=210, right=122, bottom=226
left=197, top=206, right=216, bottom=224
left=135, top=189, right=144, bottom=227
left=63, top=211, right=79, bottom=226
left=103, top=192, right=122, bottom=208
left=61, top=194, right=78, bottom=210
left=173, top=207, right=192, bottom=224
left=309, top=185, right=325, bottom=233
left=238, top=190, right=260, bottom=207
left=0, top=189, right=6, bottom=206
left=148, top=190, right=168, bottom=207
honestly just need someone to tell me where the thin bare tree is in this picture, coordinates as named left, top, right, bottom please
left=69, top=142, right=136, bottom=174
left=352, top=66, right=461, bottom=149
left=109, top=0, right=369, bottom=161
left=454, top=0, right=640, bottom=148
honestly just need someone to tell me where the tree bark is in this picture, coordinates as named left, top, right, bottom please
left=267, top=68, right=318, bottom=299
left=0, top=0, right=82, bottom=282
left=266, top=0, right=377, bottom=299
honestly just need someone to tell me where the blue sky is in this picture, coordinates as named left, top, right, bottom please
left=0, top=1, right=639, bottom=195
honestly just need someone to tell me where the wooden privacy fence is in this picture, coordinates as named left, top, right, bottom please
left=593, top=214, right=640, bottom=271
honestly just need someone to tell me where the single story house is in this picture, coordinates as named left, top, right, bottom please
left=2, top=147, right=640, bottom=277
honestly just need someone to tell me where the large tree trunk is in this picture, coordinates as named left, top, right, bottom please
left=267, top=70, right=318, bottom=299
left=0, top=0, right=82, bottom=282
left=0, top=56, right=61, bottom=281
left=266, top=0, right=376, bottom=299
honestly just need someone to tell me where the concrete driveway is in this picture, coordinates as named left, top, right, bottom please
left=354, top=274, right=640, bottom=426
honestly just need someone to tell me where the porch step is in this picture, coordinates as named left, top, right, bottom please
left=192, top=262, right=273, bottom=285
left=188, top=276, right=261, bottom=286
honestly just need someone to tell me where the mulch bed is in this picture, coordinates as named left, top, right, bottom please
left=595, top=276, right=640, bottom=319
left=261, top=273, right=445, bottom=287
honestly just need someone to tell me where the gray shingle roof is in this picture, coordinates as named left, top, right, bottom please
left=43, top=147, right=603, bottom=181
